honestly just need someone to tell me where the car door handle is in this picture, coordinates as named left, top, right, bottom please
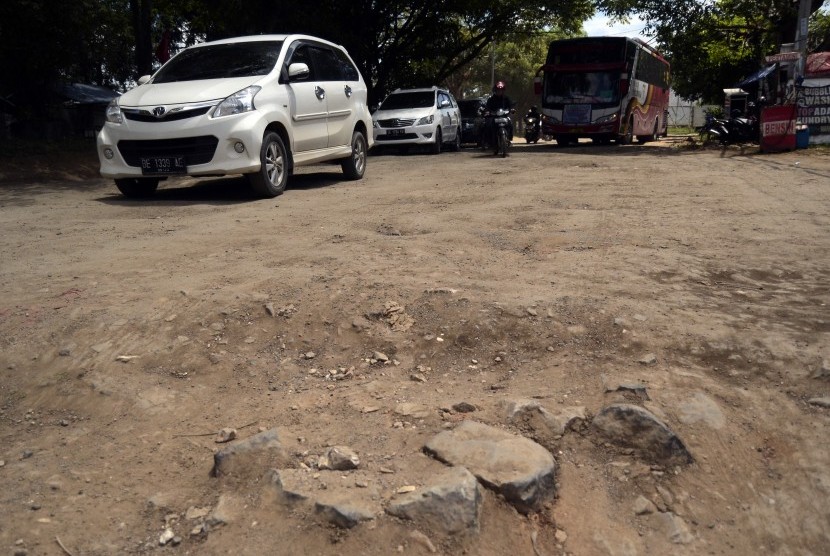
left=344, top=85, right=352, bottom=98
left=315, top=86, right=326, bottom=100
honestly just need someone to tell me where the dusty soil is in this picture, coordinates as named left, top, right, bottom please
left=1, top=138, right=829, bottom=556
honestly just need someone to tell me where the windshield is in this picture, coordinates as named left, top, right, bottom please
left=545, top=71, right=619, bottom=104
left=380, top=91, right=435, bottom=110
left=153, top=41, right=283, bottom=83
left=458, top=100, right=483, bottom=117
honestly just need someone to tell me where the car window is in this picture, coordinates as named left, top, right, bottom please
left=334, top=49, right=360, bottom=81
left=309, top=46, right=343, bottom=81
left=287, top=44, right=316, bottom=80
left=458, top=100, right=483, bottom=117
left=153, top=41, right=283, bottom=83
left=380, top=91, right=435, bottom=110
left=438, top=92, right=449, bottom=107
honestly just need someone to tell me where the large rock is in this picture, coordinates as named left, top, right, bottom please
left=211, top=428, right=289, bottom=478
left=592, top=404, right=693, bottom=465
left=269, top=469, right=381, bottom=529
left=503, top=399, right=586, bottom=436
left=423, top=420, right=556, bottom=514
left=387, top=466, right=481, bottom=534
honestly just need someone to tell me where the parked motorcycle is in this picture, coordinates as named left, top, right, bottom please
left=524, top=113, right=541, bottom=143
left=484, top=108, right=514, bottom=157
left=699, top=104, right=760, bottom=146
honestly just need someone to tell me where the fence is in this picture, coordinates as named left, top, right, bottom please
left=666, top=103, right=719, bottom=129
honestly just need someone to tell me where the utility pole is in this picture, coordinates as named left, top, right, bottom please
left=490, top=41, right=496, bottom=89
left=794, top=0, right=812, bottom=78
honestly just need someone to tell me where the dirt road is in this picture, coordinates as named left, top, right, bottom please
left=1, top=140, right=829, bottom=555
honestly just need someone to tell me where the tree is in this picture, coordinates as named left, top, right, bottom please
left=0, top=0, right=595, bottom=134
left=447, top=31, right=568, bottom=113
left=183, top=0, right=594, bottom=104
left=595, top=0, right=828, bottom=102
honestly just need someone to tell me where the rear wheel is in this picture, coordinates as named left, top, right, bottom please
left=637, top=121, right=659, bottom=143
left=431, top=127, right=442, bottom=154
left=247, top=131, right=288, bottom=198
left=114, top=178, right=159, bottom=198
left=450, top=128, right=461, bottom=151
left=341, top=130, right=367, bottom=180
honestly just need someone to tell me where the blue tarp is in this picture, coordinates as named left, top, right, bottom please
left=735, top=65, right=776, bottom=88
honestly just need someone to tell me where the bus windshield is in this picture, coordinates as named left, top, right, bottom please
left=545, top=71, right=619, bottom=104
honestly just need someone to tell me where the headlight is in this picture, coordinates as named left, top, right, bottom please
left=416, top=115, right=434, bottom=126
left=105, top=98, right=123, bottom=124
left=212, top=86, right=261, bottom=118
left=594, top=113, right=618, bottom=124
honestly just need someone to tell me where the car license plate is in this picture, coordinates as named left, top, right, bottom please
left=140, top=156, right=186, bottom=174
left=387, top=129, right=405, bottom=136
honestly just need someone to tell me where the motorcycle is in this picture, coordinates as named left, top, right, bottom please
left=524, top=113, right=541, bottom=143
left=483, top=108, right=514, bottom=157
left=699, top=105, right=760, bottom=146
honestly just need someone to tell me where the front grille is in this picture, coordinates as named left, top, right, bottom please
left=377, top=118, right=416, bottom=128
left=123, top=106, right=211, bottom=122
left=376, top=133, right=418, bottom=141
left=117, top=136, right=219, bottom=167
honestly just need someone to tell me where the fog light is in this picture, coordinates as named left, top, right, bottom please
left=234, top=142, right=245, bottom=153
left=103, top=148, right=114, bottom=159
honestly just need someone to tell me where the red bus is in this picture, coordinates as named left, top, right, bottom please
left=535, top=37, right=670, bottom=145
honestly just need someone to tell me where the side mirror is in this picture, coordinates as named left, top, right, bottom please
left=137, top=75, right=152, bottom=86
left=288, top=62, right=310, bottom=81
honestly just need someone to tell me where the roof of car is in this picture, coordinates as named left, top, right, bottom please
left=194, top=34, right=343, bottom=49
left=390, top=86, right=447, bottom=94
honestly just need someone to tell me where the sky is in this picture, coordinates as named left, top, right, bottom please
left=582, top=13, right=650, bottom=40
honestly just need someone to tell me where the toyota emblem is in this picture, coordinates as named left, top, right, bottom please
left=152, top=106, right=166, bottom=117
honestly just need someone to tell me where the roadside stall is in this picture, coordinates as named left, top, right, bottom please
left=797, top=52, right=830, bottom=145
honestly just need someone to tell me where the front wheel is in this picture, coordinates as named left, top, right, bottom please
left=247, top=131, right=288, bottom=198
left=431, top=127, right=442, bottom=154
left=115, top=178, right=159, bottom=198
left=622, top=116, right=635, bottom=145
left=341, top=130, right=367, bottom=180
left=498, top=128, right=508, bottom=157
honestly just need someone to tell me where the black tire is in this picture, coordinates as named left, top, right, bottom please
left=247, top=131, right=288, bottom=198
left=623, top=117, right=634, bottom=145
left=637, top=121, right=658, bottom=143
left=114, top=178, right=159, bottom=198
left=341, top=130, right=367, bottom=180
left=498, top=128, right=508, bottom=157
left=450, top=128, right=462, bottom=151
left=431, top=127, right=442, bottom=154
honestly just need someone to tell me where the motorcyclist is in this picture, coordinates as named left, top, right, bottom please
left=483, top=81, right=515, bottom=146
left=524, top=105, right=541, bottom=138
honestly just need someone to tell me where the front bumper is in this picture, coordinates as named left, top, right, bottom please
left=373, top=124, right=438, bottom=145
left=97, top=111, right=269, bottom=179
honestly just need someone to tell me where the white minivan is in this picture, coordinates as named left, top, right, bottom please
left=372, top=86, right=461, bottom=154
left=97, top=35, right=373, bottom=198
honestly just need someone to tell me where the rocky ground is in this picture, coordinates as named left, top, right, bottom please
left=0, top=138, right=829, bottom=556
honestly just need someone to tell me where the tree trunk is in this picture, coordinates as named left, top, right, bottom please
left=131, top=0, right=153, bottom=77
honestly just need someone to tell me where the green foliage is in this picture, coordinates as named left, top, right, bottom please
left=447, top=30, right=570, bottom=115
left=595, top=0, right=828, bottom=102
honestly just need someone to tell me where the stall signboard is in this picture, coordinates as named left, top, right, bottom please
left=760, top=105, right=796, bottom=152
left=797, top=82, right=830, bottom=144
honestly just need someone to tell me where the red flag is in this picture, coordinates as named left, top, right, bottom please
left=155, top=30, right=171, bottom=64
